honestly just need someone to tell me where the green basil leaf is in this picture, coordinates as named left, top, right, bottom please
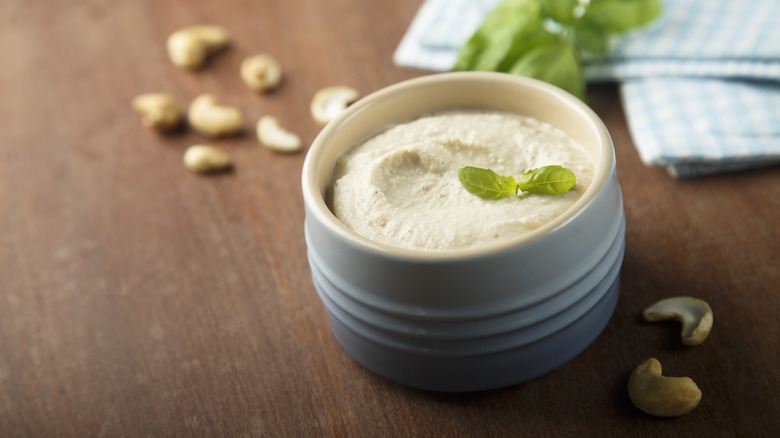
left=452, top=32, right=489, bottom=72
left=583, top=0, right=662, bottom=34
left=471, top=28, right=523, bottom=72
left=573, top=18, right=610, bottom=55
left=498, top=28, right=560, bottom=72
left=517, top=165, right=576, bottom=195
left=452, top=0, right=661, bottom=102
left=540, top=0, right=580, bottom=24
left=508, top=39, right=585, bottom=99
left=458, top=167, right=518, bottom=199
left=453, top=0, right=543, bottom=72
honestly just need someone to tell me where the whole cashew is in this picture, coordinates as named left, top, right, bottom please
left=627, top=358, right=701, bottom=417
left=310, top=86, right=359, bottom=126
left=167, top=25, right=230, bottom=69
left=643, top=296, right=713, bottom=346
left=183, top=145, right=232, bottom=173
left=256, top=116, right=302, bottom=153
left=188, top=94, right=243, bottom=138
left=131, top=93, right=182, bottom=132
left=241, top=54, right=283, bottom=92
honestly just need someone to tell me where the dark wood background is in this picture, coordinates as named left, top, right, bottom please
left=1, top=1, right=778, bottom=436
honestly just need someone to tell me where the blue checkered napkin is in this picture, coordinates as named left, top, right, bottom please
left=393, top=0, right=780, bottom=177
left=585, top=0, right=780, bottom=81
left=621, top=78, right=780, bottom=178
left=591, top=0, right=780, bottom=176
left=393, top=0, right=501, bottom=71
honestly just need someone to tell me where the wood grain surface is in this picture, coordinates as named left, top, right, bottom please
left=1, top=1, right=778, bottom=437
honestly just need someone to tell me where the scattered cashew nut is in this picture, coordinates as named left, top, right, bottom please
left=167, top=25, right=230, bottom=69
left=643, top=296, right=713, bottom=346
left=310, top=86, right=359, bottom=126
left=188, top=94, right=243, bottom=138
left=183, top=145, right=232, bottom=173
left=131, top=93, right=182, bottom=132
left=241, top=54, right=283, bottom=92
left=628, top=358, right=701, bottom=417
left=256, top=116, right=302, bottom=153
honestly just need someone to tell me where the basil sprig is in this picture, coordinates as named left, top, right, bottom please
left=452, top=0, right=662, bottom=99
left=458, top=165, right=576, bottom=199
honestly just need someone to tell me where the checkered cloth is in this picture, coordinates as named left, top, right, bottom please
left=394, top=0, right=780, bottom=177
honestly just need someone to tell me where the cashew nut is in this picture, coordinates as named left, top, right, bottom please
left=256, top=116, right=302, bottom=153
left=627, top=358, right=701, bottom=417
left=167, top=25, right=230, bottom=69
left=131, top=93, right=182, bottom=132
left=188, top=94, right=243, bottom=138
left=310, top=86, right=359, bottom=126
left=643, top=297, right=713, bottom=346
left=240, top=54, right=283, bottom=92
left=183, top=145, right=232, bottom=173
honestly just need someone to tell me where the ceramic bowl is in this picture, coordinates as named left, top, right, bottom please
left=301, top=72, right=625, bottom=392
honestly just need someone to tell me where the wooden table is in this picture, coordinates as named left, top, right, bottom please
left=2, top=1, right=778, bottom=436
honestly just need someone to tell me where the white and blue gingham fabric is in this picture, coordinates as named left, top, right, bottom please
left=394, top=0, right=780, bottom=177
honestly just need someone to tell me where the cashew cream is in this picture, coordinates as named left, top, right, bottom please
left=328, top=110, right=594, bottom=251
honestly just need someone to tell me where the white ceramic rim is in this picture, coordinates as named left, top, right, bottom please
left=302, top=72, right=614, bottom=261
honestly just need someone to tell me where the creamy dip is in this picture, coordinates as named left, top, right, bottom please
left=328, top=110, right=594, bottom=251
